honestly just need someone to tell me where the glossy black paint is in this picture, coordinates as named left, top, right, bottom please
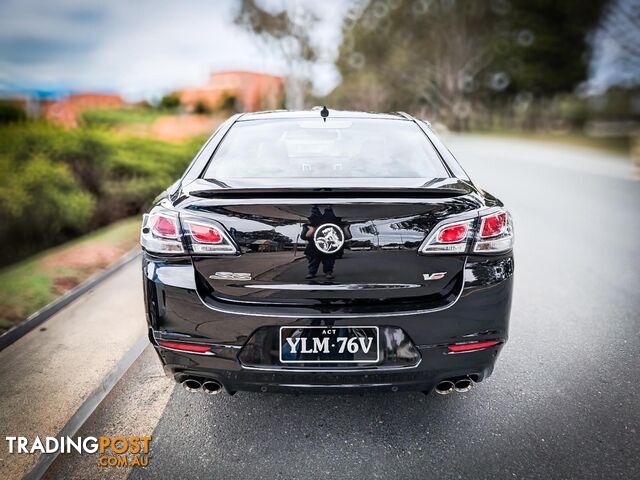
left=142, top=110, right=514, bottom=394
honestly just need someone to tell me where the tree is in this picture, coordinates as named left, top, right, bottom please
left=218, top=93, right=238, bottom=113
left=159, top=93, right=180, bottom=111
left=590, top=0, right=640, bottom=90
left=495, top=0, right=608, bottom=96
left=194, top=101, right=211, bottom=115
left=329, top=0, right=607, bottom=126
left=0, top=101, right=27, bottom=124
left=234, top=0, right=321, bottom=109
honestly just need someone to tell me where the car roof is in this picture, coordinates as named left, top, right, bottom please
left=237, top=109, right=410, bottom=121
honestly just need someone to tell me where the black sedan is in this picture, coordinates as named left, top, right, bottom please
left=140, top=109, right=514, bottom=396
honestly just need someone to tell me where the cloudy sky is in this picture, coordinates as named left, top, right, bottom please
left=0, top=0, right=636, bottom=101
left=0, top=0, right=348, bottom=101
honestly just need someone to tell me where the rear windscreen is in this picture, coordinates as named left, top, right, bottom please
left=203, top=118, right=449, bottom=179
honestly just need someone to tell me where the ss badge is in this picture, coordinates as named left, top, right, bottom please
left=210, top=272, right=252, bottom=281
left=423, top=272, right=446, bottom=281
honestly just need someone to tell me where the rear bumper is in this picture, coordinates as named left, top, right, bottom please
left=155, top=342, right=501, bottom=394
left=142, top=252, right=513, bottom=393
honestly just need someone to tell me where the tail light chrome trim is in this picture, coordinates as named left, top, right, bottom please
left=140, top=208, right=239, bottom=256
left=140, top=210, right=185, bottom=254
left=419, top=208, right=514, bottom=255
left=419, top=217, right=476, bottom=254
left=473, top=209, right=514, bottom=253
left=181, top=214, right=238, bottom=255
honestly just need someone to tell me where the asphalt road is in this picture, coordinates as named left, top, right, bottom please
left=46, top=135, right=640, bottom=480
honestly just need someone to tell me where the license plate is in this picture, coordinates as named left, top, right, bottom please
left=279, top=326, right=380, bottom=363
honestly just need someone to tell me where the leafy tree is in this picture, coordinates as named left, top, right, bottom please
left=218, top=93, right=238, bottom=113
left=194, top=100, right=212, bottom=114
left=159, top=93, right=181, bottom=110
left=590, top=0, right=640, bottom=89
left=0, top=101, right=27, bottom=124
left=329, top=0, right=607, bottom=126
left=494, top=0, right=608, bottom=96
left=234, top=0, right=321, bottom=108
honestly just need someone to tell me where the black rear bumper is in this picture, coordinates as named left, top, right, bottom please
left=143, top=253, right=513, bottom=394
left=157, top=343, right=501, bottom=394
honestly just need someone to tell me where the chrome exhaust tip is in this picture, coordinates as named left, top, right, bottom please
left=435, top=380, right=455, bottom=395
left=202, top=380, right=224, bottom=395
left=454, top=377, right=473, bottom=393
left=182, top=378, right=202, bottom=392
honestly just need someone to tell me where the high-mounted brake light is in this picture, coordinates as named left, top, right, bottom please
left=447, top=340, right=499, bottom=353
left=158, top=340, right=211, bottom=354
left=140, top=210, right=185, bottom=254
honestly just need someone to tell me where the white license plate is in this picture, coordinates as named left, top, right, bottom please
left=279, top=326, right=380, bottom=363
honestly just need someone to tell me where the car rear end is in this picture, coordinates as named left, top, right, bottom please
left=141, top=111, right=514, bottom=395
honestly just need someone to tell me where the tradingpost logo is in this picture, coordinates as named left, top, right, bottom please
left=5, top=435, right=152, bottom=467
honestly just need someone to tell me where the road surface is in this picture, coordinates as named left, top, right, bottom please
left=23, top=135, right=640, bottom=479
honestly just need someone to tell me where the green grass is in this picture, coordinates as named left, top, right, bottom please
left=81, top=108, right=165, bottom=126
left=0, top=217, right=141, bottom=334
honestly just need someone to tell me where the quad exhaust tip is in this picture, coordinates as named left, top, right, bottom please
left=454, top=378, right=473, bottom=393
left=181, top=377, right=225, bottom=395
left=435, top=380, right=455, bottom=395
left=182, top=378, right=202, bottom=392
left=202, top=380, right=224, bottom=395
left=434, top=376, right=474, bottom=395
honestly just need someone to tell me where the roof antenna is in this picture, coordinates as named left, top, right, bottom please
left=320, top=106, right=329, bottom=122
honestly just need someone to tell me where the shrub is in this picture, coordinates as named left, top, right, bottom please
left=81, top=108, right=163, bottom=126
left=0, top=102, right=27, bottom=124
left=219, top=92, right=238, bottom=113
left=0, top=153, right=95, bottom=263
left=194, top=101, right=211, bottom=115
left=0, top=122, right=204, bottom=265
left=159, top=94, right=181, bottom=111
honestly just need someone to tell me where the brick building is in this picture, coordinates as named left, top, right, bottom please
left=41, top=93, right=126, bottom=127
left=177, top=71, right=285, bottom=113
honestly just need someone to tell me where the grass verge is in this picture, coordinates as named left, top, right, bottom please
left=0, top=217, right=141, bottom=334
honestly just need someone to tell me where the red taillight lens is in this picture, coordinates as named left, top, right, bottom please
left=152, top=215, right=178, bottom=238
left=437, top=224, right=469, bottom=243
left=158, top=340, right=211, bottom=353
left=420, top=218, right=474, bottom=254
left=480, top=212, right=507, bottom=238
left=190, top=223, right=223, bottom=244
left=447, top=340, right=499, bottom=352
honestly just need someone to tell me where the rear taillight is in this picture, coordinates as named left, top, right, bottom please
left=480, top=212, right=507, bottom=237
left=189, top=223, right=223, bottom=244
left=140, top=209, right=237, bottom=255
left=141, top=210, right=184, bottom=254
left=419, top=219, right=474, bottom=254
left=437, top=224, right=469, bottom=243
left=419, top=209, right=513, bottom=255
left=474, top=210, right=514, bottom=253
left=182, top=215, right=237, bottom=254
left=152, top=215, right=178, bottom=238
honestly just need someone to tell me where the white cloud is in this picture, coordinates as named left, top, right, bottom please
left=0, top=0, right=348, bottom=100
